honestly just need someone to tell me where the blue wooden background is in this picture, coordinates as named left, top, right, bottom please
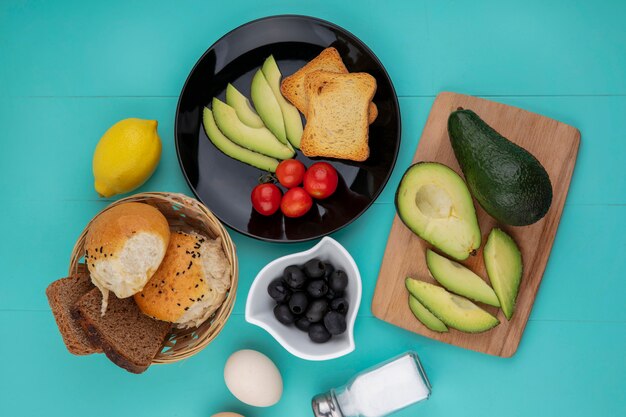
left=1, top=1, right=624, bottom=416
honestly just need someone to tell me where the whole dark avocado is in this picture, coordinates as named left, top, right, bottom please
left=448, top=109, right=553, bottom=226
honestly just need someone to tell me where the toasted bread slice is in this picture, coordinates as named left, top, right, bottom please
left=281, top=47, right=377, bottom=124
left=73, top=288, right=171, bottom=374
left=300, top=71, right=376, bottom=161
left=46, top=272, right=102, bottom=355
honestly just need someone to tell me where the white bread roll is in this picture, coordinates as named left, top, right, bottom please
left=134, top=231, right=231, bottom=328
left=85, top=202, right=170, bottom=313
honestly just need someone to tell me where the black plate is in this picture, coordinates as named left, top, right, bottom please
left=175, top=15, right=400, bottom=242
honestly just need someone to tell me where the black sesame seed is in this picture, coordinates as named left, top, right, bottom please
left=176, top=272, right=180, bottom=276
left=99, top=246, right=103, bottom=253
left=182, top=271, right=186, bottom=274
left=177, top=303, right=181, bottom=306
left=200, top=278, right=203, bottom=282
left=188, top=261, right=192, bottom=269
left=141, top=294, right=145, bottom=298
left=195, top=284, right=199, bottom=288
left=158, top=290, right=162, bottom=294
left=91, top=264, right=95, bottom=267
left=184, top=307, right=189, bottom=311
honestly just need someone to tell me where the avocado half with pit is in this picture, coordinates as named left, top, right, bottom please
left=202, top=107, right=279, bottom=172
left=225, top=83, right=264, bottom=129
left=261, top=55, right=304, bottom=148
left=406, top=278, right=499, bottom=333
left=211, top=98, right=294, bottom=160
left=251, top=69, right=288, bottom=144
left=396, top=162, right=481, bottom=260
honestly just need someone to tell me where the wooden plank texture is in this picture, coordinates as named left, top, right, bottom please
left=372, top=92, right=580, bottom=357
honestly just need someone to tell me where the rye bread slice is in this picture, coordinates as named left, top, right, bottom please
left=300, top=71, right=376, bottom=161
left=280, top=47, right=377, bottom=124
left=73, top=288, right=171, bottom=374
left=46, top=274, right=102, bottom=355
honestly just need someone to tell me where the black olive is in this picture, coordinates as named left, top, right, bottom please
left=283, top=265, right=307, bottom=289
left=326, top=288, right=344, bottom=300
left=267, top=278, right=291, bottom=303
left=288, top=291, right=309, bottom=315
left=323, top=262, right=335, bottom=279
left=273, top=304, right=294, bottom=325
left=308, top=323, right=331, bottom=343
left=305, top=298, right=328, bottom=323
left=306, top=279, right=328, bottom=298
left=324, top=311, right=347, bottom=335
left=330, top=297, right=349, bottom=315
left=303, top=258, right=325, bottom=279
left=295, top=317, right=311, bottom=332
left=328, top=270, right=349, bottom=292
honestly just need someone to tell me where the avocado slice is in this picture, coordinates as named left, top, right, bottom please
left=409, top=295, right=448, bottom=332
left=395, top=162, right=481, bottom=260
left=484, top=228, right=522, bottom=320
left=448, top=109, right=553, bottom=226
left=426, top=249, right=500, bottom=307
left=250, top=69, right=287, bottom=144
left=261, top=55, right=304, bottom=148
left=406, top=278, right=500, bottom=333
left=211, top=98, right=294, bottom=160
left=202, top=107, right=279, bottom=172
left=225, top=83, right=264, bottom=128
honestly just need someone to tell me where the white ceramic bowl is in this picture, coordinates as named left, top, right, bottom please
left=245, top=237, right=362, bottom=361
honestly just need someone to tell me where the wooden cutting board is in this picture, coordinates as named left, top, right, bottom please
left=372, top=92, right=580, bottom=357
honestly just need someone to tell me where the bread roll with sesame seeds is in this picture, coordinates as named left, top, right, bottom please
left=85, top=202, right=170, bottom=314
left=134, top=231, right=231, bottom=328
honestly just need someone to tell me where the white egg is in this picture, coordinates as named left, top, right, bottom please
left=224, top=349, right=283, bottom=407
left=211, top=413, right=244, bottom=417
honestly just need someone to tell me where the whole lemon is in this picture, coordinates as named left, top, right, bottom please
left=93, top=118, right=161, bottom=197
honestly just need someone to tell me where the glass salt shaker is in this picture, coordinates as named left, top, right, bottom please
left=311, top=351, right=431, bottom=417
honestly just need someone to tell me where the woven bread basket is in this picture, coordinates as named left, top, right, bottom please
left=69, top=192, right=238, bottom=363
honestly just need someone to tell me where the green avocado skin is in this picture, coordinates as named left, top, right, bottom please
left=448, top=109, right=553, bottom=226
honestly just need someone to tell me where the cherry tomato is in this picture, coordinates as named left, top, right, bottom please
left=281, top=187, right=313, bottom=218
left=303, top=162, right=339, bottom=199
left=251, top=183, right=282, bottom=216
left=276, top=159, right=306, bottom=188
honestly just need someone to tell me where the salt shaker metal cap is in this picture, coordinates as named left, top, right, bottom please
left=312, top=392, right=343, bottom=417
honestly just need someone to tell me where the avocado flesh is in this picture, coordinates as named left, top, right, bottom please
left=261, top=55, right=303, bottom=148
left=202, top=108, right=279, bottom=172
left=409, top=295, right=448, bottom=332
left=406, top=278, right=499, bottom=333
left=448, top=109, right=553, bottom=226
left=426, top=249, right=500, bottom=307
left=396, top=162, right=481, bottom=260
left=251, top=69, right=288, bottom=144
left=225, top=83, right=264, bottom=128
left=211, top=98, right=294, bottom=160
left=484, top=228, right=522, bottom=320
